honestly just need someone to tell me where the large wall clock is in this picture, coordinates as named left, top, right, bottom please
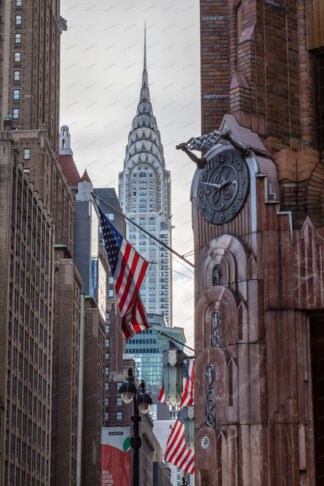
left=197, top=148, right=249, bottom=224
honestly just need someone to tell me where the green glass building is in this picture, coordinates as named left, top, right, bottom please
left=125, top=313, right=185, bottom=386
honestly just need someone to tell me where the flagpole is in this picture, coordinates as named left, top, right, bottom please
left=156, top=329, right=195, bottom=354
left=91, top=192, right=195, bottom=269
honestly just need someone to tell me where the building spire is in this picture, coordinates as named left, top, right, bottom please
left=139, top=21, right=150, bottom=107
left=144, top=21, right=147, bottom=71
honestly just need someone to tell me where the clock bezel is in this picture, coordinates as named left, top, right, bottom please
left=197, top=146, right=250, bottom=225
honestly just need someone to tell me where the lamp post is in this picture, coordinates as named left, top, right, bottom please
left=120, top=368, right=152, bottom=486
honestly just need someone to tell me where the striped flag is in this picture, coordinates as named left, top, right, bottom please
left=180, top=358, right=194, bottom=407
left=98, top=206, right=150, bottom=339
left=159, top=357, right=194, bottom=407
left=165, top=409, right=195, bottom=474
left=158, top=387, right=166, bottom=404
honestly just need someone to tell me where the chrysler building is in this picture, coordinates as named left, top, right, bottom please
left=118, top=32, right=172, bottom=325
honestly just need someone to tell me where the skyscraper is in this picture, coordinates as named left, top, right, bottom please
left=0, top=2, right=73, bottom=485
left=118, top=31, right=172, bottom=325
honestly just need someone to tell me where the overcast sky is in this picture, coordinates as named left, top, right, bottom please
left=60, top=0, right=201, bottom=348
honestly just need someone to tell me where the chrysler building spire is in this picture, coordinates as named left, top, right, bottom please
left=118, top=30, right=172, bottom=324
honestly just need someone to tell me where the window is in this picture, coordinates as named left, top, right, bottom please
left=116, top=397, right=122, bottom=406
left=116, top=411, right=122, bottom=420
left=108, top=213, right=114, bottom=221
left=13, top=89, right=20, bottom=100
left=13, top=108, right=19, bottom=119
left=14, top=52, right=21, bottom=62
left=23, top=149, right=30, bottom=160
left=16, top=0, right=22, bottom=5
left=15, top=33, right=21, bottom=44
left=14, top=71, right=20, bottom=81
left=15, top=15, right=22, bottom=25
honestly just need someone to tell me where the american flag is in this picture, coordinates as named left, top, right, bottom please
left=158, top=387, right=166, bottom=404
left=165, top=409, right=195, bottom=474
left=159, top=357, right=194, bottom=407
left=98, top=206, right=150, bottom=339
left=180, top=358, right=194, bottom=407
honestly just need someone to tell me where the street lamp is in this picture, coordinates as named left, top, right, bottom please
left=162, top=348, right=184, bottom=405
left=120, top=368, right=152, bottom=486
left=183, top=406, right=195, bottom=450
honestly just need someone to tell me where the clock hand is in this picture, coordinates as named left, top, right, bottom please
left=219, top=179, right=231, bottom=189
left=201, top=181, right=222, bottom=189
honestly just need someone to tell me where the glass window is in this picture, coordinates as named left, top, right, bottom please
left=13, top=109, right=19, bottom=119
left=13, top=89, right=20, bottom=100
left=108, top=213, right=114, bottom=221
left=14, top=71, right=20, bottom=81
left=14, top=52, right=21, bottom=62
left=16, top=0, right=22, bottom=6
left=16, top=15, right=22, bottom=25
left=23, top=149, right=30, bottom=160
left=116, top=411, right=122, bottom=420
left=15, top=33, right=21, bottom=44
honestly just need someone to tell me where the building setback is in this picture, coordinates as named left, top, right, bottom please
left=0, top=2, right=79, bottom=486
left=118, top=32, right=172, bottom=325
left=190, top=1, right=324, bottom=484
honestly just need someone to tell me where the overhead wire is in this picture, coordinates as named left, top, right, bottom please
left=92, top=192, right=195, bottom=270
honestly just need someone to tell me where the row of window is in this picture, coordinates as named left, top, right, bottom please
left=13, top=5, right=23, bottom=122
left=105, top=411, right=123, bottom=421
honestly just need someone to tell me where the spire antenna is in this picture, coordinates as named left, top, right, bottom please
left=144, top=21, right=147, bottom=70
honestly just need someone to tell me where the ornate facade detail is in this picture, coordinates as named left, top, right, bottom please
left=211, top=309, right=221, bottom=347
left=205, top=364, right=216, bottom=428
left=212, top=264, right=222, bottom=286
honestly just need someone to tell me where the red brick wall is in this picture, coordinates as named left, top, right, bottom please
left=200, top=0, right=316, bottom=151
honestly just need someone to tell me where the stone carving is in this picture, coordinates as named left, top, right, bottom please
left=205, top=364, right=216, bottom=428
left=211, top=309, right=221, bottom=347
left=212, top=264, right=222, bottom=286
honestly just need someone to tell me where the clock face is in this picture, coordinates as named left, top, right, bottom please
left=197, top=148, right=249, bottom=224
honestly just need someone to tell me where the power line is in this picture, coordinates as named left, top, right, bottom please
left=92, top=192, right=195, bottom=269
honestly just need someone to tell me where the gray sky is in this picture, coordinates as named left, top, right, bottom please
left=60, top=0, right=201, bottom=347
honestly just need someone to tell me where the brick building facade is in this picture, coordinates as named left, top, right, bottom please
left=189, top=0, right=324, bottom=484
left=82, top=298, right=106, bottom=486
left=0, top=3, right=81, bottom=485
left=51, top=249, right=82, bottom=486
left=0, top=0, right=62, bottom=151
left=0, top=135, right=54, bottom=485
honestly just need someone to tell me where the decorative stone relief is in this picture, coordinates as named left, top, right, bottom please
left=211, top=309, right=221, bottom=347
left=205, top=364, right=216, bottom=428
left=212, top=264, right=222, bottom=286
left=200, top=435, right=210, bottom=450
